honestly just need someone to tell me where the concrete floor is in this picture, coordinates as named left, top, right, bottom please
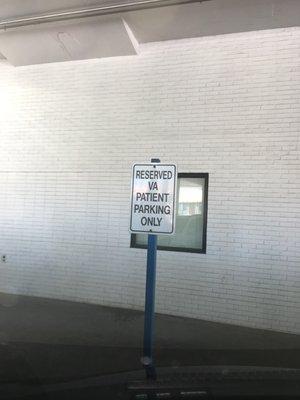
left=0, top=292, right=300, bottom=383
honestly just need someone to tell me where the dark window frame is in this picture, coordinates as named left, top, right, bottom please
left=130, top=172, right=209, bottom=254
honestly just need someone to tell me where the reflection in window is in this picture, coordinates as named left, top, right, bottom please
left=178, top=184, right=203, bottom=216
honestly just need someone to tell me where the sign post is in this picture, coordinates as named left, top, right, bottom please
left=143, top=229, right=158, bottom=379
left=130, top=158, right=177, bottom=380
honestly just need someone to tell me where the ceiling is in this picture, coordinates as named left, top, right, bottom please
left=0, top=0, right=140, bottom=20
left=0, top=0, right=299, bottom=66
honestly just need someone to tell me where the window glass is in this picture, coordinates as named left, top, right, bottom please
left=132, top=174, right=208, bottom=252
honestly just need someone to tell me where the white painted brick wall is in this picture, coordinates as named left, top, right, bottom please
left=0, top=27, right=299, bottom=334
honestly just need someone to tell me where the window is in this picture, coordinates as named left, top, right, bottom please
left=131, top=173, right=208, bottom=253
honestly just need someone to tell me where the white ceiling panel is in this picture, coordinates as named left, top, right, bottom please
left=0, top=15, right=137, bottom=66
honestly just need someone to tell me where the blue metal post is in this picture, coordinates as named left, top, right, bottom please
left=141, top=158, right=160, bottom=380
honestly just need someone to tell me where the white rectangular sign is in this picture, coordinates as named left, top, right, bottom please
left=130, top=163, right=177, bottom=234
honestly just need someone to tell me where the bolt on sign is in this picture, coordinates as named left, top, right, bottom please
left=130, top=163, right=177, bottom=234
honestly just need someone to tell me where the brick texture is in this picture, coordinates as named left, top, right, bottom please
left=0, top=27, right=299, bottom=333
